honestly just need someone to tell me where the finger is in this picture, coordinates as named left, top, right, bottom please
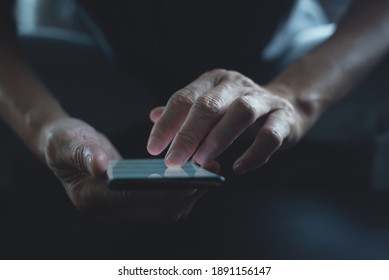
left=68, top=140, right=109, bottom=176
left=147, top=74, right=217, bottom=156
left=97, top=132, right=122, bottom=160
left=46, top=130, right=109, bottom=177
left=201, top=160, right=221, bottom=174
left=193, top=94, right=272, bottom=165
left=233, top=110, right=291, bottom=174
left=149, top=106, right=165, bottom=123
left=165, top=81, right=244, bottom=167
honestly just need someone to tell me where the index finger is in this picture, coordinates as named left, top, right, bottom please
left=147, top=73, right=217, bottom=156
left=165, top=81, right=242, bottom=167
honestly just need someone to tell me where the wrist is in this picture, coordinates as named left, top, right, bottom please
left=264, top=82, right=323, bottom=136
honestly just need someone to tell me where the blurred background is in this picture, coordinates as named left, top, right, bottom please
left=1, top=0, right=389, bottom=259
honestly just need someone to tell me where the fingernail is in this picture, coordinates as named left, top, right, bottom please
left=166, top=149, right=186, bottom=167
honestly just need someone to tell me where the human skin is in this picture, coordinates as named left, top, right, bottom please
left=0, top=23, right=208, bottom=223
left=148, top=0, right=389, bottom=174
left=1, top=0, right=388, bottom=221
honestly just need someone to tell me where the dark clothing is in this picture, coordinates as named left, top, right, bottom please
left=78, top=1, right=295, bottom=91
left=0, top=0, right=16, bottom=33
left=3, top=0, right=295, bottom=99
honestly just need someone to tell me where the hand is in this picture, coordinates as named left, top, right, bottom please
left=147, top=69, right=307, bottom=174
left=40, top=117, right=206, bottom=223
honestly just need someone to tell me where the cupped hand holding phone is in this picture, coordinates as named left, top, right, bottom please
left=41, top=117, right=207, bottom=223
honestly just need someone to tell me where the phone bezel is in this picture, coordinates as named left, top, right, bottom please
left=107, top=158, right=225, bottom=190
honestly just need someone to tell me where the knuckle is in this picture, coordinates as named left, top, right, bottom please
left=205, top=69, right=228, bottom=84
left=241, top=77, right=256, bottom=88
left=216, top=82, right=234, bottom=94
left=194, top=95, right=224, bottom=116
left=262, top=128, right=283, bottom=148
left=233, top=96, right=258, bottom=122
left=176, top=128, right=197, bottom=148
left=225, top=70, right=241, bottom=79
left=224, top=70, right=248, bottom=84
left=169, top=90, right=196, bottom=109
left=154, top=120, right=173, bottom=136
left=207, top=68, right=227, bottom=76
left=278, top=98, right=296, bottom=115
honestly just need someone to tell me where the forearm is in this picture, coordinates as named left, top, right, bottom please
left=0, top=28, right=68, bottom=160
left=268, top=0, right=389, bottom=128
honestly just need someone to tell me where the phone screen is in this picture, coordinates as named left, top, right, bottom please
left=107, top=159, right=225, bottom=189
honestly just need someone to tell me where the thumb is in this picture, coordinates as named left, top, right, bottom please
left=68, top=140, right=109, bottom=176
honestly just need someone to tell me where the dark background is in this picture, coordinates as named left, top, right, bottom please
left=1, top=0, right=389, bottom=259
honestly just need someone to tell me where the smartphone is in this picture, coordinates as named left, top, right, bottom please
left=107, top=158, right=225, bottom=190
